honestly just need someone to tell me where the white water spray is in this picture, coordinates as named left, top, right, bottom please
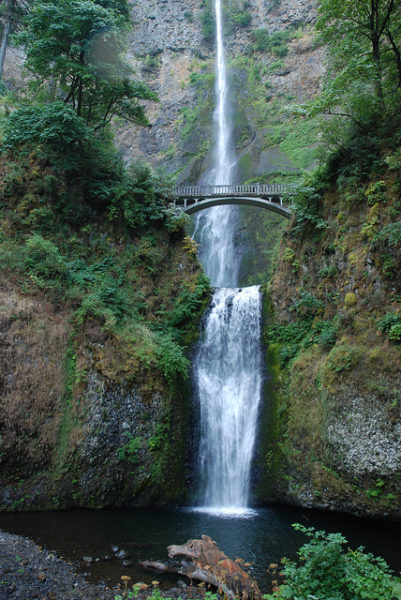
left=193, top=0, right=264, bottom=513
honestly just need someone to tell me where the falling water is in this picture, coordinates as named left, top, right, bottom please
left=192, top=0, right=264, bottom=512
left=193, top=0, right=239, bottom=287
left=195, top=287, right=263, bottom=510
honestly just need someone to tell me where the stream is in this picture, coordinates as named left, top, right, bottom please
left=0, top=507, right=400, bottom=591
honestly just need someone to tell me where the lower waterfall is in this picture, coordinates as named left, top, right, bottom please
left=193, top=286, right=263, bottom=512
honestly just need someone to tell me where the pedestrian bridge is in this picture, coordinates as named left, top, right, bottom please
left=174, top=184, right=293, bottom=218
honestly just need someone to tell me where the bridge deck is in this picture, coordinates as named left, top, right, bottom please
left=174, top=184, right=293, bottom=218
left=176, top=184, right=290, bottom=198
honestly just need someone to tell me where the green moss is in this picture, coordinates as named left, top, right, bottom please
left=344, top=292, right=357, bottom=307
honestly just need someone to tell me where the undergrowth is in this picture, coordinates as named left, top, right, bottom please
left=265, top=524, right=401, bottom=600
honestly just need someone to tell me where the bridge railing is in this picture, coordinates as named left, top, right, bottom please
left=175, top=184, right=291, bottom=197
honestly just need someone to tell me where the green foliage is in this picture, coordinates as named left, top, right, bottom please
left=227, top=1, right=252, bottom=30
left=282, top=246, right=299, bottom=273
left=266, top=313, right=335, bottom=369
left=326, top=344, right=361, bottom=373
left=2, top=103, right=91, bottom=153
left=265, top=524, right=401, bottom=600
left=365, top=180, right=387, bottom=205
left=366, top=478, right=386, bottom=499
left=266, top=0, right=281, bottom=11
left=23, top=234, right=68, bottom=288
left=200, top=6, right=215, bottom=41
left=318, top=264, right=337, bottom=278
left=252, top=28, right=292, bottom=57
left=292, top=290, right=325, bottom=318
left=290, top=172, right=329, bottom=238
left=314, top=321, right=337, bottom=349
left=18, top=0, right=156, bottom=127
left=388, top=323, right=401, bottom=341
left=116, top=434, right=142, bottom=464
left=120, top=163, right=173, bottom=229
left=377, top=312, right=401, bottom=343
left=374, top=221, right=401, bottom=246
left=148, top=423, right=169, bottom=451
left=154, top=333, right=189, bottom=384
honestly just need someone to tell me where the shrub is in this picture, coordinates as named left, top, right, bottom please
left=201, top=8, right=215, bottom=41
left=154, top=332, right=189, bottom=383
left=290, top=172, right=329, bottom=238
left=388, top=323, right=401, bottom=341
left=365, top=180, right=387, bottom=205
left=265, top=524, right=401, bottom=600
left=230, top=10, right=251, bottom=28
left=116, top=434, right=142, bottom=464
left=24, top=234, right=67, bottom=281
left=314, top=321, right=337, bottom=349
left=2, top=103, right=91, bottom=154
left=374, top=221, right=401, bottom=247
left=121, top=163, right=170, bottom=229
left=326, top=344, right=361, bottom=373
left=252, top=28, right=291, bottom=56
left=292, top=290, right=325, bottom=317
left=377, top=312, right=401, bottom=343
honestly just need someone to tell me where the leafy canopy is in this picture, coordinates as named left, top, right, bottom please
left=18, top=0, right=157, bottom=126
left=298, top=0, right=401, bottom=136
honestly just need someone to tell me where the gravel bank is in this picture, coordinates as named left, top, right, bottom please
left=0, top=529, right=209, bottom=600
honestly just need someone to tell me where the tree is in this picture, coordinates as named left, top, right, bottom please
left=0, top=0, right=30, bottom=79
left=317, top=0, right=401, bottom=112
left=18, top=0, right=157, bottom=127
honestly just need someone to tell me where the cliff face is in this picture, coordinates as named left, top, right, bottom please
left=0, top=140, right=210, bottom=510
left=260, top=165, right=401, bottom=519
left=113, top=0, right=323, bottom=181
left=0, top=236, right=207, bottom=510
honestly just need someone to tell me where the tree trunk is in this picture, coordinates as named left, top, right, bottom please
left=76, top=49, right=84, bottom=116
left=386, top=28, right=401, bottom=87
left=372, top=35, right=384, bottom=100
left=0, top=0, right=13, bottom=80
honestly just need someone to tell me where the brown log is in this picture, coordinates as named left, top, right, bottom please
left=138, top=560, right=177, bottom=574
left=167, top=535, right=261, bottom=600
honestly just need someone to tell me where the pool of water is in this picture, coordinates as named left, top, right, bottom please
left=0, top=505, right=400, bottom=592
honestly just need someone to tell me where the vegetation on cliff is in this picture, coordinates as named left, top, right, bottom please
left=261, top=0, right=401, bottom=518
left=0, top=0, right=210, bottom=510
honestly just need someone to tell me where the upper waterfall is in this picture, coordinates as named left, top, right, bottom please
left=214, top=0, right=234, bottom=185
left=193, top=0, right=239, bottom=287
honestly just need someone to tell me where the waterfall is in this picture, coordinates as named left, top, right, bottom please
left=193, top=0, right=238, bottom=288
left=192, top=0, right=263, bottom=513
left=196, top=287, right=263, bottom=509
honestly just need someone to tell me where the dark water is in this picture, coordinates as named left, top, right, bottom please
left=0, top=506, right=400, bottom=592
